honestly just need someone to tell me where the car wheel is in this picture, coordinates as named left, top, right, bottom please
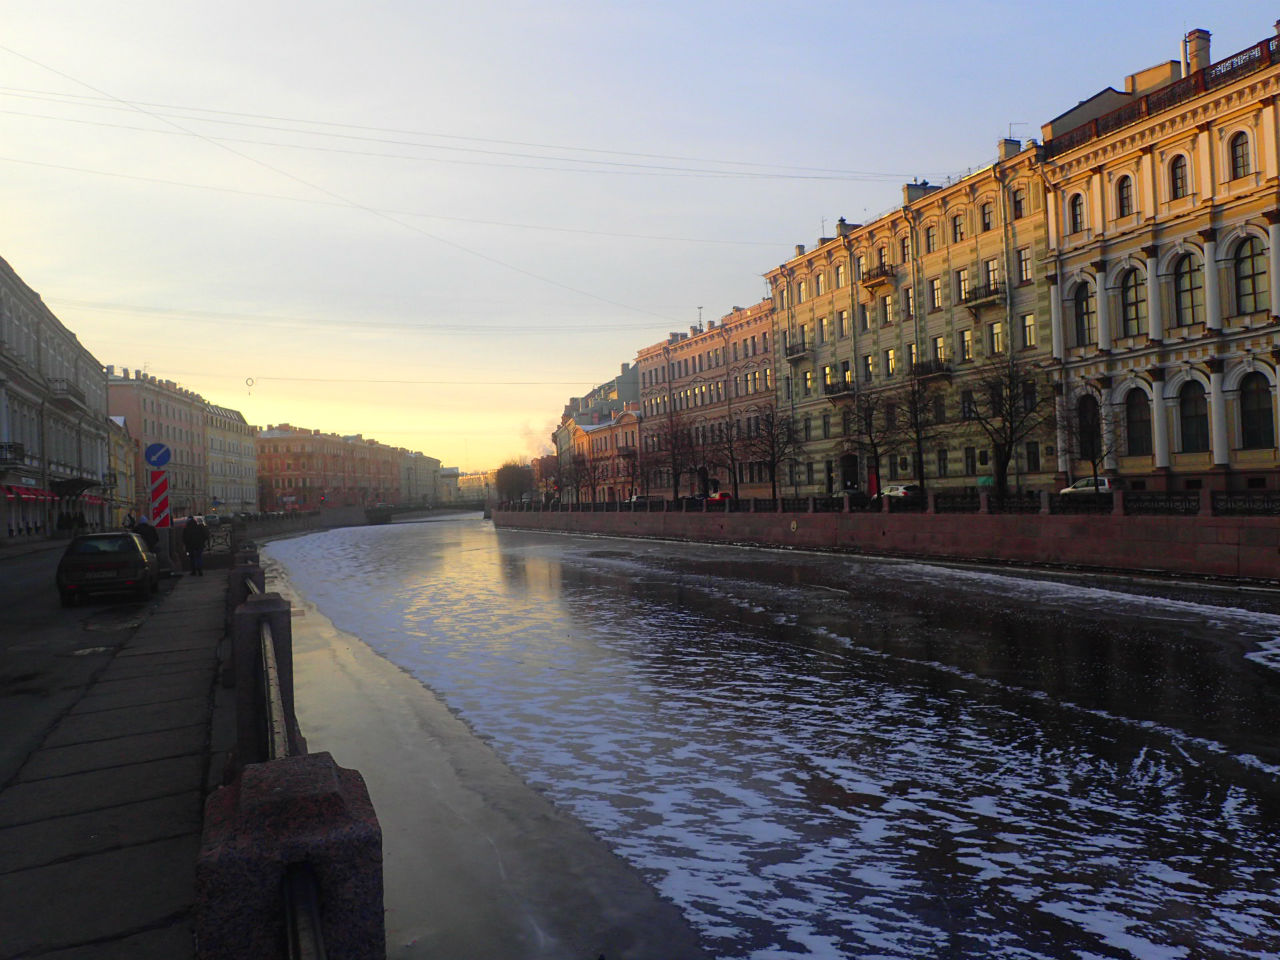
left=59, top=589, right=75, bottom=608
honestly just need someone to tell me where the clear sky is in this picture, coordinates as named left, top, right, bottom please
left=0, top=3, right=1269, bottom=471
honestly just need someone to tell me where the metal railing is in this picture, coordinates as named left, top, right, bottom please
left=1124, top=492, right=1200, bottom=516
left=1213, top=490, right=1280, bottom=516
left=241, top=575, right=327, bottom=960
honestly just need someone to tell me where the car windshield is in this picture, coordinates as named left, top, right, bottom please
left=68, top=536, right=136, bottom=555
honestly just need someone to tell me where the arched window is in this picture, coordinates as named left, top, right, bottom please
left=924, top=224, right=937, bottom=253
left=1170, top=155, right=1189, bottom=200
left=1120, top=268, right=1146, bottom=337
left=1179, top=381, right=1209, bottom=453
left=1230, top=132, right=1251, bottom=180
left=1077, top=395, right=1102, bottom=461
left=1173, top=253, right=1204, bottom=327
left=1234, top=237, right=1268, bottom=315
left=1240, top=372, right=1275, bottom=449
left=1125, top=389, right=1152, bottom=456
left=951, top=214, right=965, bottom=243
left=1073, top=284, right=1097, bottom=346
left=1068, top=194, right=1086, bottom=233
left=1116, top=176, right=1133, bottom=217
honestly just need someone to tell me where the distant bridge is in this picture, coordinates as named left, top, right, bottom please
left=364, top=502, right=488, bottom=524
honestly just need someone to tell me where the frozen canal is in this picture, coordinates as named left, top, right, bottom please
left=264, top=516, right=1280, bottom=960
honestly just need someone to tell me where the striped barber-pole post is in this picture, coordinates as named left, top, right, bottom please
left=149, top=470, right=171, bottom=528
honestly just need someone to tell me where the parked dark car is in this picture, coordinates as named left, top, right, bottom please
left=56, top=532, right=159, bottom=606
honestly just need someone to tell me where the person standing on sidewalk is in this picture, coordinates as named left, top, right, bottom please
left=181, top=516, right=208, bottom=576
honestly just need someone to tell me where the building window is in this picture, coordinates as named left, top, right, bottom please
left=1179, top=381, right=1209, bottom=453
left=837, top=310, right=848, bottom=337
left=964, top=446, right=977, bottom=475
left=961, top=389, right=977, bottom=420
left=1017, top=247, right=1032, bottom=283
left=1173, top=253, right=1204, bottom=327
left=1025, top=440, right=1041, bottom=473
left=877, top=246, right=887, bottom=267
left=925, top=225, right=937, bottom=253
left=884, top=348, right=896, bottom=376
left=1073, top=284, right=1097, bottom=346
left=959, top=329, right=974, bottom=361
left=899, top=236, right=910, bottom=263
left=928, top=277, right=941, bottom=310
left=956, top=268, right=970, bottom=301
left=805, top=462, right=815, bottom=486
left=903, top=287, right=914, bottom=319
left=822, top=413, right=831, bottom=439
left=861, top=354, right=874, bottom=381
left=1068, top=193, right=1085, bottom=234
left=880, top=294, right=893, bottom=325
left=803, top=416, right=812, bottom=440
left=798, top=280, right=807, bottom=303
left=803, top=370, right=813, bottom=396
left=984, top=257, right=999, bottom=289
left=952, top=214, right=966, bottom=243
left=936, top=448, right=949, bottom=477
left=858, top=304, right=869, bottom=331
left=1116, top=175, right=1133, bottom=217
left=980, top=202, right=993, bottom=231
left=840, top=360, right=851, bottom=384
left=1020, top=313, right=1037, bottom=349
left=932, top=335, right=946, bottom=362
left=933, top=395, right=946, bottom=423
left=1125, top=389, right=1152, bottom=456
left=1170, top=155, right=1189, bottom=200
left=988, top=321, right=1004, bottom=354
left=815, top=272, right=825, bottom=296
left=835, top=263, right=846, bottom=288
left=1120, top=268, right=1146, bottom=337
left=1240, top=372, right=1275, bottom=449
left=1011, top=188, right=1026, bottom=219
left=817, top=317, right=828, bottom=344
left=856, top=255, right=866, bottom=280
left=1234, top=237, right=1268, bottom=315
left=1230, top=132, right=1251, bottom=180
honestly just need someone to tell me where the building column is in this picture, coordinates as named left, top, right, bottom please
left=1201, top=229, right=1222, bottom=330
left=1143, top=244, right=1163, bottom=342
left=1048, top=273, right=1064, bottom=360
left=1208, top=358, right=1229, bottom=466
left=1093, top=259, right=1111, bottom=350
left=1266, top=212, right=1280, bottom=318
left=1150, top=369, right=1170, bottom=469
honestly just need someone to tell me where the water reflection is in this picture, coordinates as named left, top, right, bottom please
left=267, top=520, right=1280, bottom=959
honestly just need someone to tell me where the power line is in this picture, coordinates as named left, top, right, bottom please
left=0, top=155, right=780, bottom=246
left=0, top=84, right=930, bottom=180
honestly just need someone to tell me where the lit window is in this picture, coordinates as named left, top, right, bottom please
left=1170, top=156, right=1189, bottom=200
left=1020, top=313, right=1037, bottom=349
left=798, top=280, right=807, bottom=302
left=932, top=335, right=946, bottom=361
left=956, top=268, right=970, bottom=301
left=959, top=329, right=973, bottom=361
left=989, top=321, right=1004, bottom=354
left=1018, top=247, right=1032, bottom=283
left=928, top=277, right=941, bottom=310
left=1116, top=176, right=1133, bottom=217
left=884, top=348, right=896, bottom=376
left=925, top=225, right=937, bottom=253
left=815, top=272, right=825, bottom=295
left=835, top=263, right=846, bottom=288
left=1230, top=132, right=1251, bottom=180
left=1068, top=194, right=1086, bottom=233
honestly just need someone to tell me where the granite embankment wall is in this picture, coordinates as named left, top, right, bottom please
left=493, top=506, right=1280, bottom=582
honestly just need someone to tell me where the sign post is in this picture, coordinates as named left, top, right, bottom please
left=144, top=443, right=174, bottom=571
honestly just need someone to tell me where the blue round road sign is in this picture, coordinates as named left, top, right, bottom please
left=144, top=443, right=171, bottom=468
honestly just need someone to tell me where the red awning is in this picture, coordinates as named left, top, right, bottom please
left=1, top=485, right=14, bottom=501
left=15, top=487, right=40, bottom=502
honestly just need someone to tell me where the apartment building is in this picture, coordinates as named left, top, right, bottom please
left=206, top=403, right=258, bottom=516
left=257, top=425, right=403, bottom=511
left=1040, top=24, right=1280, bottom=491
left=766, top=141, right=1056, bottom=496
left=107, top=368, right=208, bottom=518
left=634, top=300, right=777, bottom=498
left=1, top=256, right=111, bottom=539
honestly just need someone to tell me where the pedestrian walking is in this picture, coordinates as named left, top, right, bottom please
left=181, top=516, right=208, bottom=576
left=133, top=516, right=159, bottom=552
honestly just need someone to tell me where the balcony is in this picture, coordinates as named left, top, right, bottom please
left=960, top=281, right=1005, bottom=309
left=861, top=263, right=896, bottom=288
left=784, top=341, right=809, bottom=362
left=910, top=359, right=953, bottom=380
left=822, top=380, right=855, bottom=400
left=615, top=446, right=636, bottom=459
left=0, top=441, right=25, bottom=465
left=47, top=378, right=87, bottom=412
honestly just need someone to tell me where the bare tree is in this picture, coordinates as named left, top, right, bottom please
left=1059, top=382, right=1122, bottom=489
left=742, top=401, right=801, bottom=498
left=844, top=388, right=902, bottom=495
left=891, top=368, right=942, bottom=491
left=645, top=408, right=696, bottom=499
left=963, top=354, right=1056, bottom=497
left=494, top=461, right=534, bottom=502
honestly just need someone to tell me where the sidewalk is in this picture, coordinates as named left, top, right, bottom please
left=0, top=571, right=228, bottom=959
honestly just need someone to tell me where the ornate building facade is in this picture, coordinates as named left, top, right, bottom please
left=1040, top=25, right=1280, bottom=491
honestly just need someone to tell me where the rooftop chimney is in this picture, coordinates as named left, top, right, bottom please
left=836, top=217, right=852, bottom=237
left=1186, top=28, right=1210, bottom=74
left=998, top=138, right=1022, bottom=161
left=794, top=243, right=806, bottom=257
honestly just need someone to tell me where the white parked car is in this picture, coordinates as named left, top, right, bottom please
left=1059, top=477, right=1123, bottom=495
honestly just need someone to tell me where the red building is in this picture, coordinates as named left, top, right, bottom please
left=257, top=424, right=401, bottom=510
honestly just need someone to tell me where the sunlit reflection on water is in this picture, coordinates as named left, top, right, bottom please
left=267, top=519, right=1280, bottom=960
